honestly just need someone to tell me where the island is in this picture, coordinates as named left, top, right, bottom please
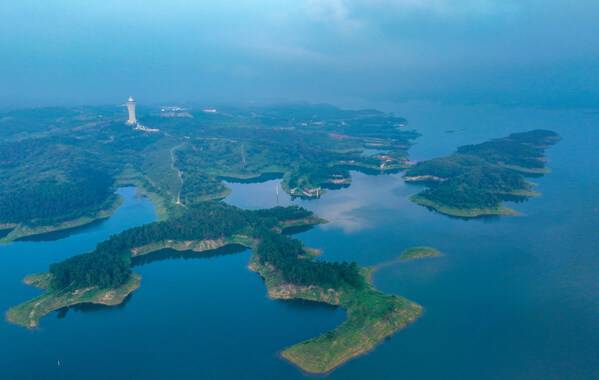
left=6, top=203, right=422, bottom=374
left=0, top=104, right=417, bottom=242
left=404, top=129, right=560, bottom=217
left=399, top=246, right=442, bottom=261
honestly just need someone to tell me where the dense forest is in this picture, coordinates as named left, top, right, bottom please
left=49, top=203, right=360, bottom=292
left=457, top=129, right=560, bottom=170
left=255, top=229, right=363, bottom=289
left=406, top=130, right=560, bottom=212
left=0, top=136, right=117, bottom=225
left=0, top=168, right=114, bottom=225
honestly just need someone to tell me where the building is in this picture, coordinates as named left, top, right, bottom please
left=126, top=96, right=137, bottom=125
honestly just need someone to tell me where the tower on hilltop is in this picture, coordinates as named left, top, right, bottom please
left=126, top=96, right=137, bottom=125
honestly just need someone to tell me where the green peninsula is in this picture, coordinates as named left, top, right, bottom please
left=7, top=272, right=140, bottom=329
left=7, top=203, right=421, bottom=374
left=404, top=130, right=560, bottom=217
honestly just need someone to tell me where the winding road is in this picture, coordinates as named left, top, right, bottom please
left=169, top=142, right=186, bottom=207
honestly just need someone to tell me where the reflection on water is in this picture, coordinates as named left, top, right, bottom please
left=281, top=224, right=316, bottom=235
left=218, top=172, right=283, bottom=184
left=218, top=105, right=599, bottom=379
left=0, top=228, right=12, bottom=239
left=55, top=293, right=135, bottom=319
left=224, top=171, right=417, bottom=233
left=16, top=218, right=108, bottom=242
left=132, top=244, right=249, bottom=267
left=277, top=298, right=341, bottom=313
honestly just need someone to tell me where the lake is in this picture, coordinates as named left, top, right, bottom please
left=1, top=103, right=597, bottom=379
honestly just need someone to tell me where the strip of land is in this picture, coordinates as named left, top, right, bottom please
left=411, top=194, right=518, bottom=218
left=252, top=259, right=422, bottom=374
left=6, top=203, right=422, bottom=374
left=6, top=273, right=140, bottom=329
left=404, top=130, right=560, bottom=218
left=0, top=195, right=123, bottom=243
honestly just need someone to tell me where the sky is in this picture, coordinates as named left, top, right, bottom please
left=1, top=0, right=598, bottom=108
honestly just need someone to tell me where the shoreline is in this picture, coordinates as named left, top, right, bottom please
left=0, top=194, right=124, bottom=244
left=5, top=215, right=319, bottom=329
left=5, top=207, right=420, bottom=374
left=6, top=273, right=141, bottom=329
left=250, top=258, right=422, bottom=374
left=411, top=195, right=519, bottom=218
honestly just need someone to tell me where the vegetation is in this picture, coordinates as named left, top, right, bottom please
left=251, top=260, right=421, bottom=374
left=8, top=202, right=422, bottom=374
left=399, top=246, right=442, bottom=261
left=0, top=138, right=117, bottom=226
left=47, top=203, right=315, bottom=289
left=0, top=103, right=416, bottom=240
left=255, top=230, right=364, bottom=290
left=405, top=130, right=560, bottom=217
left=4, top=104, right=424, bottom=373
left=6, top=273, right=140, bottom=329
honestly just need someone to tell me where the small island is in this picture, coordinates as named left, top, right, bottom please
left=399, top=246, right=442, bottom=261
left=404, top=129, right=560, bottom=218
left=6, top=203, right=422, bottom=374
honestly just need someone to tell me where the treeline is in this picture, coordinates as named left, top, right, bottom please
left=0, top=167, right=114, bottom=225
left=49, top=203, right=328, bottom=290
left=457, top=130, right=559, bottom=170
left=180, top=174, right=228, bottom=204
left=255, top=229, right=364, bottom=290
left=406, top=130, right=559, bottom=211
left=50, top=247, right=131, bottom=289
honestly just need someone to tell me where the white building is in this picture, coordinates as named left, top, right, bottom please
left=126, top=96, right=137, bottom=125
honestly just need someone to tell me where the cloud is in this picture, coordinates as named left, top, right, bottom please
left=304, top=0, right=517, bottom=23
left=1, top=0, right=598, bottom=107
left=305, top=0, right=349, bottom=21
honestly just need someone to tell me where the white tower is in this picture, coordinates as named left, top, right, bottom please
left=126, top=96, right=137, bottom=125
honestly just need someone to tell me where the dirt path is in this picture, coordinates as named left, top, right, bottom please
left=169, top=142, right=186, bottom=207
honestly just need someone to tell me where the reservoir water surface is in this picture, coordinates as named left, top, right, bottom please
left=1, top=103, right=597, bottom=379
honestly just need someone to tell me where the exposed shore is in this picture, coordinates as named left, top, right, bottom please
left=6, top=273, right=140, bottom=329
left=250, top=258, right=422, bottom=374
left=5, top=210, right=420, bottom=374
left=411, top=194, right=519, bottom=218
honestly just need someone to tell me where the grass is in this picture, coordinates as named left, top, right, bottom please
left=251, top=259, right=422, bottom=374
left=116, top=167, right=174, bottom=220
left=399, top=246, right=442, bottom=261
left=411, top=194, right=519, bottom=218
left=6, top=273, right=141, bottom=328
left=281, top=287, right=421, bottom=374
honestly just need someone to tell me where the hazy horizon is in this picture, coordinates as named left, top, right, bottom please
left=1, top=1, right=598, bottom=109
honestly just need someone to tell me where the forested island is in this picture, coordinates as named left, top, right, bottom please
left=399, top=246, right=442, bottom=261
left=0, top=104, right=417, bottom=242
left=404, top=130, right=560, bottom=217
left=7, top=203, right=421, bottom=374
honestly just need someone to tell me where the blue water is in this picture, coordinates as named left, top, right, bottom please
left=1, top=104, right=598, bottom=379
